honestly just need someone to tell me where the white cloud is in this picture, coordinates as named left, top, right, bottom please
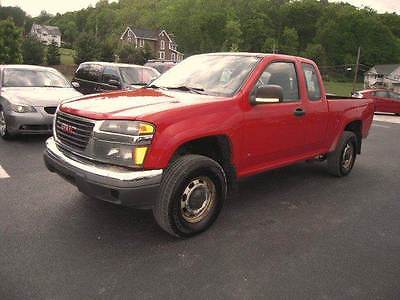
left=330, top=0, right=400, bottom=13
left=2, top=0, right=117, bottom=17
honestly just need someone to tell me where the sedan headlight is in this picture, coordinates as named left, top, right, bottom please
left=99, top=120, right=154, bottom=136
left=94, top=120, right=155, bottom=168
left=10, top=104, right=37, bottom=113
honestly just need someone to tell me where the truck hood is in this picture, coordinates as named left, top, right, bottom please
left=1, top=87, right=82, bottom=107
left=59, top=88, right=223, bottom=120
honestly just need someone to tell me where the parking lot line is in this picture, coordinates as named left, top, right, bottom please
left=0, top=165, right=10, bottom=179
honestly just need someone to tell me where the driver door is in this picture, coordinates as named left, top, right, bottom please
left=242, top=61, right=306, bottom=172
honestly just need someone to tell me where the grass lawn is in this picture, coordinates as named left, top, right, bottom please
left=60, top=48, right=75, bottom=65
left=323, top=81, right=364, bottom=96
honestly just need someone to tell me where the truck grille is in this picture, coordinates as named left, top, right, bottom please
left=55, top=112, right=94, bottom=151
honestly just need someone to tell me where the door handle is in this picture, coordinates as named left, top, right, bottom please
left=294, top=108, right=306, bottom=117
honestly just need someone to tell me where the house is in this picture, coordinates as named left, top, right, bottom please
left=364, top=64, right=400, bottom=93
left=30, top=24, right=62, bottom=47
left=120, top=27, right=184, bottom=63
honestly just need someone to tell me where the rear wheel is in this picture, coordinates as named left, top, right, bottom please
left=153, top=155, right=227, bottom=238
left=327, top=131, right=357, bottom=177
left=0, top=109, right=14, bottom=140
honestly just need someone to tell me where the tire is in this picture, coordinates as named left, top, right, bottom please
left=0, top=109, right=14, bottom=140
left=327, top=131, right=357, bottom=177
left=153, top=154, right=227, bottom=238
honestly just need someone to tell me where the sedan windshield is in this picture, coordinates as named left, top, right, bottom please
left=150, top=54, right=260, bottom=97
left=2, top=69, right=71, bottom=88
left=120, top=67, right=159, bottom=86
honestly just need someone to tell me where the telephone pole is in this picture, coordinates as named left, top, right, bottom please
left=352, top=46, right=361, bottom=94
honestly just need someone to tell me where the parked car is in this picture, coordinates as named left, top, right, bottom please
left=144, top=60, right=176, bottom=74
left=353, top=89, right=400, bottom=115
left=71, top=62, right=160, bottom=95
left=0, top=65, right=82, bottom=139
left=44, top=53, right=374, bottom=237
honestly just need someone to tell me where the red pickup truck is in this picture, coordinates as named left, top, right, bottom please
left=44, top=53, right=374, bottom=237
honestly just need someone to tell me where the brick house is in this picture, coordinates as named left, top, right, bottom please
left=120, top=27, right=184, bottom=62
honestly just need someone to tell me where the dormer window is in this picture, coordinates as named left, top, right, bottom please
left=160, top=40, right=165, bottom=50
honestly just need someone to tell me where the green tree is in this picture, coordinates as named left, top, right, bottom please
left=0, top=19, right=23, bottom=64
left=117, top=43, right=145, bottom=65
left=46, top=42, right=61, bottom=65
left=279, top=27, right=299, bottom=55
left=302, top=43, right=327, bottom=66
left=74, top=32, right=99, bottom=64
left=222, top=17, right=242, bottom=51
left=143, top=42, right=155, bottom=62
left=22, top=37, right=45, bottom=65
left=262, top=37, right=278, bottom=54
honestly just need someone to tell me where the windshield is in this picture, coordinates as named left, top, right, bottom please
left=150, top=55, right=260, bottom=97
left=119, top=67, right=159, bottom=85
left=2, top=69, right=70, bottom=88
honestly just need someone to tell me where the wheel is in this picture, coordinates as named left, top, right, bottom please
left=153, top=154, right=227, bottom=238
left=0, top=109, right=14, bottom=140
left=327, top=131, right=357, bottom=177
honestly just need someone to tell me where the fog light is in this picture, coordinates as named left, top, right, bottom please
left=134, top=147, right=148, bottom=165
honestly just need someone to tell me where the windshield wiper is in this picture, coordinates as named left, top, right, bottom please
left=43, top=85, right=65, bottom=88
left=130, top=82, right=148, bottom=86
left=164, top=85, right=207, bottom=95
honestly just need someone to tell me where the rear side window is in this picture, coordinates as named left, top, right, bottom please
left=102, top=67, right=120, bottom=84
left=302, top=63, right=322, bottom=101
left=75, top=65, right=90, bottom=81
left=86, top=64, right=103, bottom=83
left=375, top=91, right=389, bottom=98
left=258, top=62, right=299, bottom=102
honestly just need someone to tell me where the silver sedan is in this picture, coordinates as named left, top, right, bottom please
left=0, top=65, right=82, bottom=139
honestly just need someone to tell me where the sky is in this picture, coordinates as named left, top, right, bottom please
left=1, top=0, right=399, bottom=17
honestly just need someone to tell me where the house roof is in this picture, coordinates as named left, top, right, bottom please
left=130, top=27, right=159, bottom=40
left=368, top=64, right=400, bottom=75
left=32, top=23, right=61, bottom=36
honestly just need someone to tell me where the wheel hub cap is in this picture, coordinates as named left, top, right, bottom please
left=181, top=177, right=216, bottom=223
left=0, top=112, right=6, bottom=136
left=342, top=143, right=354, bottom=170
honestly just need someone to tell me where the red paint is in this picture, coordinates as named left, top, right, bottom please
left=358, top=89, right=400, bottom=114
left=59, top=54, right=374, bottom=178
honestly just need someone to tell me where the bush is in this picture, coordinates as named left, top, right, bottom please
left=116, top=43, right=145, bottom=65
left=22, top=37, right=45, bottom=65
left=74, top=32, right=99, bottom=64
left=0, top=18, right=22, bottom=64
left=46, top=42, right=61, bottom=65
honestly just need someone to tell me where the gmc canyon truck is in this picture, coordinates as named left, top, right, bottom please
left=44, top=53, right=374, bottom=237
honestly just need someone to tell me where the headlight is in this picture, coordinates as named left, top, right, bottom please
left=10, top=104, right=37, bottom=113
left=93, top=120, right=155, bottom=168
left=99, top=120, right=154, bottom=136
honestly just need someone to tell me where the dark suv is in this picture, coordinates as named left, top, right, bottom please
left=144, top=60, right=176, bottom=74
left=71, top=62, right=160, bottom=95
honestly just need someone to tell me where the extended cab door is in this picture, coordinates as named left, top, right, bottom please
left=242, top=60, right=306, bottom=171
left=300, top=63, right=329, bottom=151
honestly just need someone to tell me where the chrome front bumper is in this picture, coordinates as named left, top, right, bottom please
left=44, top=137, right=163, bottom=208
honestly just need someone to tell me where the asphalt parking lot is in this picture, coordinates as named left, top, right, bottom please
left=1, top=115, right=399, bottom=299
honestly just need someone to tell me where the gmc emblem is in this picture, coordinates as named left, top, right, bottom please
left=60, top=123, right=76, bottom=135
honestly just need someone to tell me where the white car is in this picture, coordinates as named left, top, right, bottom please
left=0, top=65, right=82, bottom=139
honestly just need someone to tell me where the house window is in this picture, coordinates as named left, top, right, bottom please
left=171, top=53, right=176, bottom=61
left=160, top=40, right=165, bottom=50
left=159, top=51, right=165, bottom=60
left=139, top=39, right=144, bottom=47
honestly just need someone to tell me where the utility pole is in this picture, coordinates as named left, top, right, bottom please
left=352, top=46, right=361, bottom=94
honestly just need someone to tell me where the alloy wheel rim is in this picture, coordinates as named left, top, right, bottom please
left=180, top=176, right=216, bottom=223
left=0, top=111, right=6, bottom=136
left=342, top=142, right=354, bottom=171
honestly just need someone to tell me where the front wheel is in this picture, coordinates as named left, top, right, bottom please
left=0, top=109, right=14, bottom=140
left=327, top=131, right=357, bottom=177
left=153, top=155, right=227, bottom=238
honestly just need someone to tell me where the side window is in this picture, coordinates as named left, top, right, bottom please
left=375, top=91, right=389, bottom=98
left=75, top=65, right=90, bottom=81
left=302, top=63, right=322, bottom=101
left=257, top=62, right=299, bottom=102
left=389, top=92, right=400, bottom=100
left=102, top=67, right=120, bottom=84
left=86, top=64, right=103, bottom=83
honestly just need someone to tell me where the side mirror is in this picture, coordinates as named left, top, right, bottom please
left=71, top=81, right=80, bottom=89
left=108, top=79, right=121, bottom=87
left=250, top=85, right=283, bottom=105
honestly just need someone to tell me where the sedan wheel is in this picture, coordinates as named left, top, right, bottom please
left=0, top=110, right=13, bottom=139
